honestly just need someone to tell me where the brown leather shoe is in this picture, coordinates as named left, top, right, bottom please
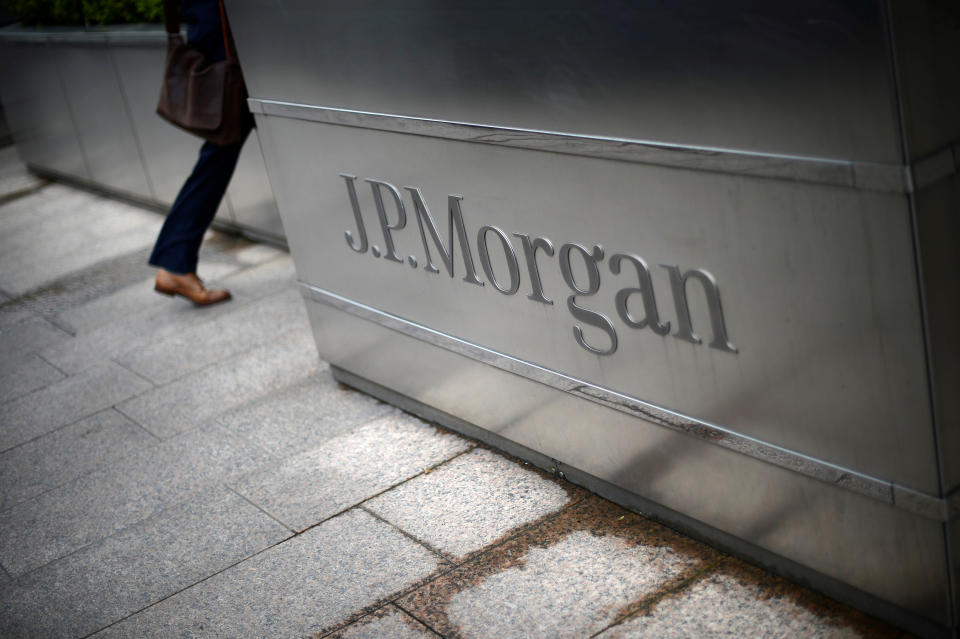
left=154, top=268, right=231, bottom=306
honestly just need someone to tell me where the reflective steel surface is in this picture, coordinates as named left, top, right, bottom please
left=249, top=100, right=910, bottom=193
left=56, top=40, right=152, bottom=199
left=952, top=519, right=960, bottom=628
left=257, top=117, right=935, bottom=495
left=888, top=1, right=960, bottom=510
left=109, top=42, right=204, bottom=202
left=915, top=173, right=960, bottom=497
left=230, top=0, right=901, bottom=163
left=0, top=41, right=88, bottom=179
left=235, top=1, right=960, bottom=631
left=888, top=2, right=960, bottom=162
left=301, top=281, right=952, bottom=522
left=0, top=27, right=281, bottom=239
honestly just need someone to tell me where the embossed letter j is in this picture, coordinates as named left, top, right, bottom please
left=340, top=174, right=368, bottom=253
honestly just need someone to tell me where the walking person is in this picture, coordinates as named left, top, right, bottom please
left=150, top=0, right=253, bottom=305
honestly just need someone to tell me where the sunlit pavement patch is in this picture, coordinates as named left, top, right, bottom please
left=596, top=559, right=899, bottom=639
left=397, top=497, right=716, bottom=639
left=365, top=447, right=577, bottom=560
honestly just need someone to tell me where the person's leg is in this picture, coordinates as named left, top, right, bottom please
left=149, top=131, right=250, bottom=305
left=149, top=135, right=246, bottom=275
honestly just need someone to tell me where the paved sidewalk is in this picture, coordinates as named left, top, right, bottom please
left=0, top=145, right=907, bottom=638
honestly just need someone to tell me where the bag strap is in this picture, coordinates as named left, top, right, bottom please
left=219, top=0, right=235, bottom=62
left=162, top=0, right=179, bottom=36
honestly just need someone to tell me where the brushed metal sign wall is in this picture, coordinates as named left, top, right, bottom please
left=226, top=2, right=959, bottom=635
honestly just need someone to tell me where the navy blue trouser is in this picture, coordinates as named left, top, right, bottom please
left=148, top=130, right=248, bottom=274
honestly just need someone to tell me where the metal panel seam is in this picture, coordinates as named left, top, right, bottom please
left=879, top=12, right=956, bottom=625
left=49, top=38, right=92, bottom=181
left=107, top=42, right=156, bottom=200
left=248, top=98, right=909, bottom=194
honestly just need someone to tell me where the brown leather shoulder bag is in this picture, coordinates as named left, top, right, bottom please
left=156, top=0, right=248, bottom=146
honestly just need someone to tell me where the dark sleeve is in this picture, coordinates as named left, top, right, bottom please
left=181, top=0, right=227, bottom=63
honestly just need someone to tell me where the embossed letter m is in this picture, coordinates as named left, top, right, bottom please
left=405, top=186, right=483, bottom=286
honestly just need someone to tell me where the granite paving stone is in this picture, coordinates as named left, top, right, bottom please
left=40, top=286, right=257, bottom=375
left=0, top=315, right=70, bottom=365
left=0, top=247, right=156, bottom=322
left=195, top=234, right=283, bottom=269
left=441, top=531, right=690, bottom=639
left=118, top=288, right=310, bottom=385
left=228, top=242, right=286, bottom=266
left=0, top=185, right=154, bottom=238
left=214, top=368, right=392, bottom=457
left=0, top=246, right=109, bottom=292
left=91, top=509, right=445, bottom=639
left=0, top=362, right=153, bottom=453
left=366, top=447, right=574, bottom=560
left=0, top=352, right=64, bottom=404
left=53, top=260, right=243, bottom=336
left=0, top=171, right=40, bottom=199
left=0, top=219, right=100, bottom=275
left=117, top=328, right=321, bottom=439
left=0, top=487, right=290, bottom=639
left=83, top=198, right=166, bottom=240
left=0, top=182, right=95, bottom=225
left=219, top=253, right=298, bottom=299
left=191, top=259, right=251, bottom=281
left=0, top=306, right=33, bottom=329
left=0, top=211, right=160, bottom=296
left=0, top=146, right=44, bottom=197
left=12, top=176, right=75, bottom=201
left=0, top=186, right=97, bottom=244
left=0, top=409, right=156, bottom=510
left=6, top=181, right=107, bottom=215
left=399, top=497, right=716, bottom=639
left=329, top=605, right=440, bottom=639
left=0, top=425, right=273, bottom=576
left=53, top=278, right=169, bottom=336
left=595, top=560, right=897, bottom=639
left=231, top=413, right=472, bottom=531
